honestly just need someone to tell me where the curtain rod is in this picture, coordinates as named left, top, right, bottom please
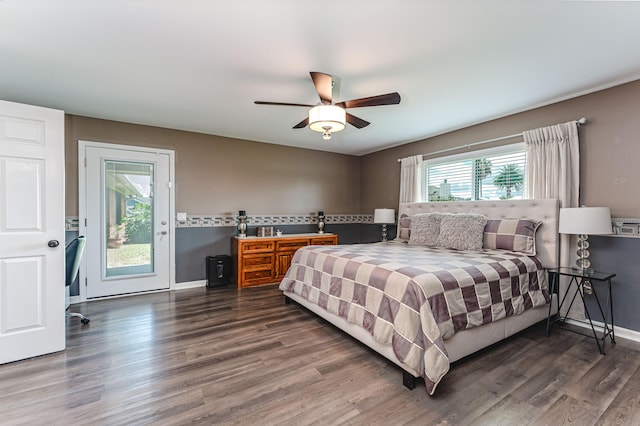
left=398, top=117, right=587, bottom=162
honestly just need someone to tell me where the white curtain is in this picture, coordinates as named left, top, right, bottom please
left=524, top=121, right=579, bottom=206
left=524, top=120, right=581, bottom=317
left=399, top=154, right=423, bottom=203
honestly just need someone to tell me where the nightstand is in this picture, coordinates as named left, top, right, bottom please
left=546, top=267, right=616, bottom=354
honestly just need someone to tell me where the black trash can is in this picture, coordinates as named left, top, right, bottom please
left=206, top=255, right=231, bottom=288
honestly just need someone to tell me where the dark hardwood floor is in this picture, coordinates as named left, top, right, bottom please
left=1, top=285, right=639, bottom=425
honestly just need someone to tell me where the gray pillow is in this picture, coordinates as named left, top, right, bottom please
left=408, top=213, right=445, bottom=246
left=484, top=218, right=541, bottom=255
left=436, top=213, right=488, bottom=250
left=396, top=213, right=412, bottom=241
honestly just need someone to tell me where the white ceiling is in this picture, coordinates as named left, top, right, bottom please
left=2, top=1, right=640, bottom=156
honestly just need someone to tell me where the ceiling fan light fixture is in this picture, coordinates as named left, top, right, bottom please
left=255, top=72, right=400, bottom=137
left=309, top=104, right=346, bottom=137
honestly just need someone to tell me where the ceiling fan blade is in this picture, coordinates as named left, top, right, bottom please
left=335, top=92, right=401, bottom=109
left=346, top=113, right=370, bottom=129
left=310, top=72, right=333, bottom=104
left=292, top=117, right=309, bottom=129
left=255, top=101, right=315, bottom=107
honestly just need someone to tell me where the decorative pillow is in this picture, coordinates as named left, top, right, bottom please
left=408, top=213, right=445, bottom=246
left=436, top=213, right=487, bottom=250
left=483, top=218, right=542, bottom=255
left=396, top=214, right=412, bottom=241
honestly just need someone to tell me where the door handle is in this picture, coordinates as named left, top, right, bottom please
left=159, top=231, right=167, bottom=235
left=47, top=240, right=60, bottom=248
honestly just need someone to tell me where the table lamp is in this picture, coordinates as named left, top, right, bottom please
left=374, top=208, right=395, bottom=242
left=317, top=211, right=325, bottom=234
left=237, top=210, right=247, bottom=238
left=558, top=206, right=612, bottom=273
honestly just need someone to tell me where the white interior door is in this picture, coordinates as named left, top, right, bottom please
left=0, top=100, right=65, bottom=364
left=80, top=142, right=174, bottom=298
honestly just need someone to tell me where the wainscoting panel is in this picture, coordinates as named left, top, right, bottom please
left=589, top=236, right=640, bottom=333
left=175, top=222, right=390, bottom=283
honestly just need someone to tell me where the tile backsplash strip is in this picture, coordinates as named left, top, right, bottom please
left=65, top=215, right=640, bottom=237
left=175, top=214, right=374, bottom=228
left=64, top=214, right=374, bottom=232
left=612, top=217, right=640, bottom=238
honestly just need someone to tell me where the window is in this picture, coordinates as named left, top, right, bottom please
left=422, top=144, right=527, bottom=202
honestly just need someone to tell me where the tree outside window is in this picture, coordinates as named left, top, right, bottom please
left=493, top=164, right=524, bottom=199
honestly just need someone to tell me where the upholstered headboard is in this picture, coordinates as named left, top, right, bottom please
left=398, top=199, right=560, bottom=269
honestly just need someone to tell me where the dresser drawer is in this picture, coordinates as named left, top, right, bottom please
left=310, top=236, right=337, bottom=245
left=242, top=241, right=275, bottom=253
left=276, top=239, right=308, bottom=252
left=242, top=269, right=274, bottom=283
left=242, top=253, right=273, bottom=268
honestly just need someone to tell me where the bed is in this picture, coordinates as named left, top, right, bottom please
left=279, top=199, right=559, bottom=394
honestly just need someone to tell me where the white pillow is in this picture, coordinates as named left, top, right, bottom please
left=436, top=213, right=487, bottom=250
left=408, top=213, right=446, bottom=246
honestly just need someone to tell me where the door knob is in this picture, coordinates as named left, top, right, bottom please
left=47, top=240, right=60, bottom=248
left=160, top=231, right=167, bottom=235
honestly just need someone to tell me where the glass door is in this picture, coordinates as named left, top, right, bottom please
left=83, top=144, right=172, bottom=298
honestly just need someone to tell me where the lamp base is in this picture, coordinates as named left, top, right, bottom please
left=317, top=215, right=325, bottom=234
left=238, top=215, right=247, bottom=238
left=574, top=234, right=593, bottom=275
left=571, top=266, right=594, bottom=276
left=381, top=224, right=388, bottom=242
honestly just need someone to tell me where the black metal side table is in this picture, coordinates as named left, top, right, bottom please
left=546, top=267, right=616, bottom=354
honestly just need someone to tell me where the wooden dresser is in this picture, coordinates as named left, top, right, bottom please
left=231, top=233, right=338, bottom=288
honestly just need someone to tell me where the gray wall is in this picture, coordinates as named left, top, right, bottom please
left=360, top=79, right=640, bottom=218
left=65, top=115, right=362, bottom=217
left=63, top=111, right=389, bottom=293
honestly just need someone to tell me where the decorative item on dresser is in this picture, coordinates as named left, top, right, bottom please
left=373, top=208, right=395, bottom=241
left=237, top=210, right=247, bottom=238
left=232, top=233, right=337, bottom=288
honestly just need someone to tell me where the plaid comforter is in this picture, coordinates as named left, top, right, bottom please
left=279, top=242, right=550, bottom=394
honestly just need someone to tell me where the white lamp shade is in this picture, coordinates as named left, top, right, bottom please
left=309, top=105, right=346, bottom=132
left=558, top=207, right=612, bottom=235
left=374, top=208, right=395, bottom=224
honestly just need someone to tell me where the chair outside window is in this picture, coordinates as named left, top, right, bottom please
left=66, top=236, right=89, bottom=324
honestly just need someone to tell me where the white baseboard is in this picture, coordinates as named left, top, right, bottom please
left=68, top=280, right=208, bottom=306
left=565, top=318, right=640, bottom=344
left=173, top=280, right=207, bottom=290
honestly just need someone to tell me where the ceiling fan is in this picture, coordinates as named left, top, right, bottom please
left=254, top=72, right=401, bottom=140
